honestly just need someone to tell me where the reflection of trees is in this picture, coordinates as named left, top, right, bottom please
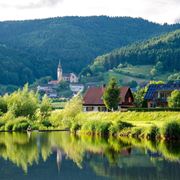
left=0, top=131, right=179, bottom=178
left=0, top=133, right=39, bottom=172
left=0, top=132, right=52, bottom=172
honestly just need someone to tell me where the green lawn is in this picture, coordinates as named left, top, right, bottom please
left=104, top=65, right=171, bottom=85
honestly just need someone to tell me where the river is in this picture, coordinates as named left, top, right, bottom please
left=0, top=132, right=179, bottom=180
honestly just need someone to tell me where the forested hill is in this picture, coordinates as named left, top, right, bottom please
left=88, top=29, right=180, bottom=75
left=0, top=16, right=180, bottom=85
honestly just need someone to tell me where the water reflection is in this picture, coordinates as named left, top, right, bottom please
left=0, top=132, right=179, bottom=179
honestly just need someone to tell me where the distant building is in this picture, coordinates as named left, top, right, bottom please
left=48, top=61, right=78, bottom=85
left=70, top=83, right=84, bottom=94
left=144, top=83, right=180, bottom=108
left=83, top=86, right=134, bottom=112
left=37, top=85, right=58, bottom=98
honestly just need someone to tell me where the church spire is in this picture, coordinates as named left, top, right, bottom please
left=58, top=60, right=61, bottom=69
left=57, top=60, right=63, bottom=82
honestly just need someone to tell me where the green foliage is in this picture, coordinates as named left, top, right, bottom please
left=90, top=30, right=180, bottom=76
left=0, top=17, right=180, bottom=85
left=63, top=95, right=83, bottom=119
left=168, top=90, right=180, bottom=108
left=109, top=120, right=133, bottom=135
left=103, top=78, right=120, bottom=111
left=151, top=61, right=163, bottom=77
left=133, top=88, right=147, bottom=108
left=6, top=84, right=39, bottom=118
left=95, top=121, right=112, bottom=136
left=42, top=120, right=52, bottom=128
left=0, top=96, right=7, bottom=114
left=12, top=121, right=30, bottom=131
left=70, top=122, right=82, bottom=133
left=168, top=73, right=180, bottom=82
left=146, top=126, right=160, bottom=140
left=40, top=95, right=52, bottom=119
left=162, top=120, right=180, bottom=140
left=4, top=118, right=30, bottom=131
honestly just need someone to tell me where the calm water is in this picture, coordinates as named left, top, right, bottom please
left=0, top=132, right=179, bottom=180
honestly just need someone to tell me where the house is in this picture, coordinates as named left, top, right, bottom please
left=69, top=83, right=84, bottom=94
left=144, top=83, right=180, bottom=108
left=83, top=86, right=134, bottom=112
left=37, top=85, right=58, bottom=98
left=63, top=73, right=79, bottom=83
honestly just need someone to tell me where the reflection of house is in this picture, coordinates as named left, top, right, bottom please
left=48, top=61, right=78, bottom=85
left=83, top=86, right=134, bottom=112
left=144, top=83, right=180, bottom=108
left=70, top=84, right=84, bottom=94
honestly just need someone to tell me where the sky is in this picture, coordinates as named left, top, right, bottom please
left=0, top=0, right=179, bottom=24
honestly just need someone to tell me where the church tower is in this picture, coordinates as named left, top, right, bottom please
left=57, top=60, right=63, bottom=82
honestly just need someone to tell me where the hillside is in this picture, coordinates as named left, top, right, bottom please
left=0, top=16, right=180, bottom=85
left=88, top=29, right=180, bottom=76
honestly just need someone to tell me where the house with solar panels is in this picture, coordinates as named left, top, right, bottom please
left=144, top=83, right=180, bottom=108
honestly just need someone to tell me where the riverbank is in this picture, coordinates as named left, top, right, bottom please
left=0, top=110, right=180, bottom=140
left=70, top=111, right=180, bottom=140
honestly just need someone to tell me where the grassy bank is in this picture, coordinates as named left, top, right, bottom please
left=70, top=112, right=180, bottom=140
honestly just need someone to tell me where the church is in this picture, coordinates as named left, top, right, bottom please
left=48, top=61, right=79, bottom=85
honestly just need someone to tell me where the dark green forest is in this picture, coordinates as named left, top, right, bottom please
left=0, top=16, right=180, bottom=85
left=88, top=29, right=180, bottom=75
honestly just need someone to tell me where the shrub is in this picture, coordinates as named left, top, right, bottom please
left=42, top=120, right=52, bottom=128
left=81, top=121, right=96, bottom=135
left=146, top=126, right=160, bottom=140
left=5, top=121, right=15, bottom=131
left=109, top=120, right=133, bottom=135
left=70, top=122, right=81, bottom=133
left=0, top=121, right=5, bottom=128
left=5, top=118, right=30, bottom=131
left=95, top=121, right=112, bottom=136
left=0, top=96, right=7, bottom=114
left=6, top=84, right=38, bottom=118
left=40, top=95, right=52, bottom=119
left=130, top=127, right=144, bottom=138
left=63, top=95, right=82, bottom=119
left=13, top=122, right=30, bottom=131
left=162, top=120, right=180, bottom=140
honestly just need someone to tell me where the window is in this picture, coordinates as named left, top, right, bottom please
left=86, top=106, right=94, bottom=111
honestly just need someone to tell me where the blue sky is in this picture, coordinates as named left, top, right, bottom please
left=0, top=0, right=179, bottom=24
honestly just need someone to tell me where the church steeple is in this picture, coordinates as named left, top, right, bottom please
left=57, top=60, right=63, bottom=82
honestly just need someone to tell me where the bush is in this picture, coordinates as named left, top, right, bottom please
left=0, top=96, right=7, bottom=114
left=81, top=121, right=96, bottom=135
left=5, top=118, right=30, bottom=131
left=42, top=120, right=52, bottom=128
left=70, top=122, right=81, bottom=133
left=5, top=121, right=15, bottom=131
left=95, top=121, right=112, bottom=136
left=162, top=121, right=180, bottom=140
left=13, top=121, right=30, bottom=131
left=109, top=120, right=133, bottom=135
left=6, top=84, right=38, bottom=118
left=146, top=126, right=160, bottom=140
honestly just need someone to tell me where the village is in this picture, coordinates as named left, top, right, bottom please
left=37, top=61, right=180, bottom=112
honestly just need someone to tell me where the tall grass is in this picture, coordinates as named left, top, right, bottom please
left=161, top=120, right=180, bottom=140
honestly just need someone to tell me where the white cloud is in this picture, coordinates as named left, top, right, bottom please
left=0, top=0, right=179, bottom=24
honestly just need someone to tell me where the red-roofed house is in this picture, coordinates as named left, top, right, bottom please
left=83, top=86, right=134, bottom=112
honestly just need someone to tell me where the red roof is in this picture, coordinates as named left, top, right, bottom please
left=83, top=86, right=131, bottom=105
